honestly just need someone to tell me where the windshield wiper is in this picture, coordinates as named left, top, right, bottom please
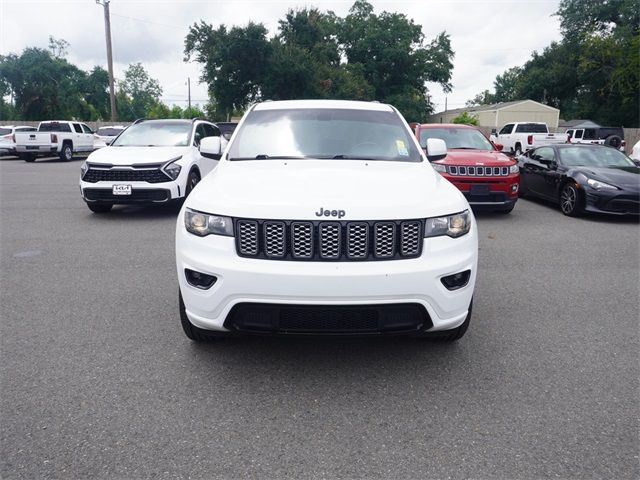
left=331, top=155, right=387, bottom=160
left=230, top=155, right=308, bottom=160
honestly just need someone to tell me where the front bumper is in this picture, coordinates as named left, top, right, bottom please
left=443, top=173, right=519, bottom=210
left=585, top=190, right=640, bottom=215
left=176, top=218, right=478, bottom=334
left=80, top=180, right=181, bottom=204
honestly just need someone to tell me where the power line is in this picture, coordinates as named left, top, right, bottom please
left=109, top=12, right=184, bottom=30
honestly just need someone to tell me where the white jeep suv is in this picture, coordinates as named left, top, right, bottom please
left=79, top=119, right=226, bottom=213
left=176, top=100, right=478, bottom=341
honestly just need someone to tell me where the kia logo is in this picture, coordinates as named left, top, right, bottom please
left=315, top=207, right=345, bottom=219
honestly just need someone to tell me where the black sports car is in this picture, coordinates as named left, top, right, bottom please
left=518, top=144, right=639, bottom=216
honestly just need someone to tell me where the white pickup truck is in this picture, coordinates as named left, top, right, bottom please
left=491, top=122, right=565, bottom=156
left=14, top=120, right=97, bottom=162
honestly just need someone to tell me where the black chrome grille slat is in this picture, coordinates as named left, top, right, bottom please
left=235, top=219, right=422, bottom=261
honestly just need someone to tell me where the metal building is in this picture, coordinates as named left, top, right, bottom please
left=428, top=99, right=560, bottom=130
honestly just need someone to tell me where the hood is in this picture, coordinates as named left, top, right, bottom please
left=187, top=159, right=467, bottom=220
left=576, top=165, right=640, bottom=189
left=435, top=149, right=515, bottom=167
left=86, top=146, right=187, bottom=166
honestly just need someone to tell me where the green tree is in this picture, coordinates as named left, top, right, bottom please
left=0, top=47, right=86, bottom=120
left=184, top=1, right=454, bottom=122
left=83, top=66, right=110, bottom=120
left=48, top=36, right=70, bottom=59
left=185, top=22, right=271, bottom=118
left=182, top=104, right=205, bottom=118
left=338, top=1, right=454, bottom=120
left=451, top=112, right=479, bottom=126
left=466, top=90, right=494, bottom=107
left=493, top=67, right=522, bottom=103
left=472, top=0, right=639, bottom=126
left=118, top=63, right=162, bottom=120
left=146, top=102, right=171, bottom=119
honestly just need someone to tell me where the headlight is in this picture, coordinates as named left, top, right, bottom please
left=509, top=164, right=519, bottom=173
left=424, top=210, right=471, bottom=238
left=432, top=163, right=447, bottom=173
left=587, top=178, right=617, bottom=190
left=80, top=161, right=89, bottom=179
left=162, top=156, right=182, bottom=180
left=184, top=209, right=233, bottom=237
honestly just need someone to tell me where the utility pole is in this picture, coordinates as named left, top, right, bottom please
left=445, top=97, right=448, bottom=111
left=187, top=77, right=191, bottom=110
left=97, top=0, right=117, bottom=122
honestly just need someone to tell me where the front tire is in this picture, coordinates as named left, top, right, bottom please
left=499, top=205, right=515, bottom=214
left=560, top=183, right=583, bottom=216
left=179, top=291, right=230, bottom=341
left=425, top=300, right=472, bottom=342
left=87, top=202, right=112, bottom=213
left=59, top=143, right=73, bottom=162
left=184, top=169, right=200, bottom=197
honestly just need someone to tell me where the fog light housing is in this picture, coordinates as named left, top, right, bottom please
left=511, top=183, right=519, bottom=192
left=441, top=270, right=471, bottom=291
left=185, top=269, right=217, bottom=289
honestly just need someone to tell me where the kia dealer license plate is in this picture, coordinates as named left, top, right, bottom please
left=112, top=185, right=132, bottom=195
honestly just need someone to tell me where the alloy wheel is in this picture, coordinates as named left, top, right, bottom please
left=560, top=185, right=577, bottom=214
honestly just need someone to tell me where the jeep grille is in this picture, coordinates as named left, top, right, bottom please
left=235, top=219, right=423, bottom=261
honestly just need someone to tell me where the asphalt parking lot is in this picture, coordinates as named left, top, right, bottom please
left=1, top=156, right=638, bottom=479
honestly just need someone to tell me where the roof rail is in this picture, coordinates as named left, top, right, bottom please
left=133, top=118, right=146, bottom=125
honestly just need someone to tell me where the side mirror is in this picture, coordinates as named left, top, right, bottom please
left=493, top=143, right=503, bottom=151
left=200, top=136, right=222, bottom=160
left=425, top=138, right=447, bottom=161
left=540, top=159, right=557, bottom=169
left=491, top=129, right=497, bottom=135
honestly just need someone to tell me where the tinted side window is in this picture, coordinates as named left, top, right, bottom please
left=73, top=123, right=82, bottom=133
left=499, top=124, right=513, bottom=135
left=515, top=123, right=548, bottom=133
left=81, top=124, right=93, bottom=134
left=193, top=124, right=207, bottom=145
left=574, top=129, right=584, bottom=139
left=536, top=147, right=555, bottom=162
left=202, top=123, right=218, bottom=138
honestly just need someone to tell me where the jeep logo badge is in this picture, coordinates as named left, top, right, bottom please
left=315, top=207, right=345, bottom=219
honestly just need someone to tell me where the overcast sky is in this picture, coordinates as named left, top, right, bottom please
left=0, top=0, right=562, bottom=113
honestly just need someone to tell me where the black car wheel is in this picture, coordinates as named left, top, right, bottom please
left=424, top=300, right=472, bottom=342
left=179, top=290, right=230, bottom=341
left=560, top=183, right=583, bottom=216
left=185, top=169, right=200, bottom=197
left=87, top=202, right=112, bottom=213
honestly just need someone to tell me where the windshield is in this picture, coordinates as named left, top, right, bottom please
left=419, top=127, right=494, bottom=151
left=97, top=127, right=124, bottom=136
left=559, top=146, right=636, bottom=167
left=228, top=108, right=421, bottom=162
left=112, top=122, right=191, bottom=147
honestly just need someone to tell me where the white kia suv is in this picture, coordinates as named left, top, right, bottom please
left=176, top=100, right=478, bottom=341
left=79, top=119, right=226, bottom=213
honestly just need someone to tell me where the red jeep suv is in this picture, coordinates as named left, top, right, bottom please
left=413, top=123, right=520, bottom=213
